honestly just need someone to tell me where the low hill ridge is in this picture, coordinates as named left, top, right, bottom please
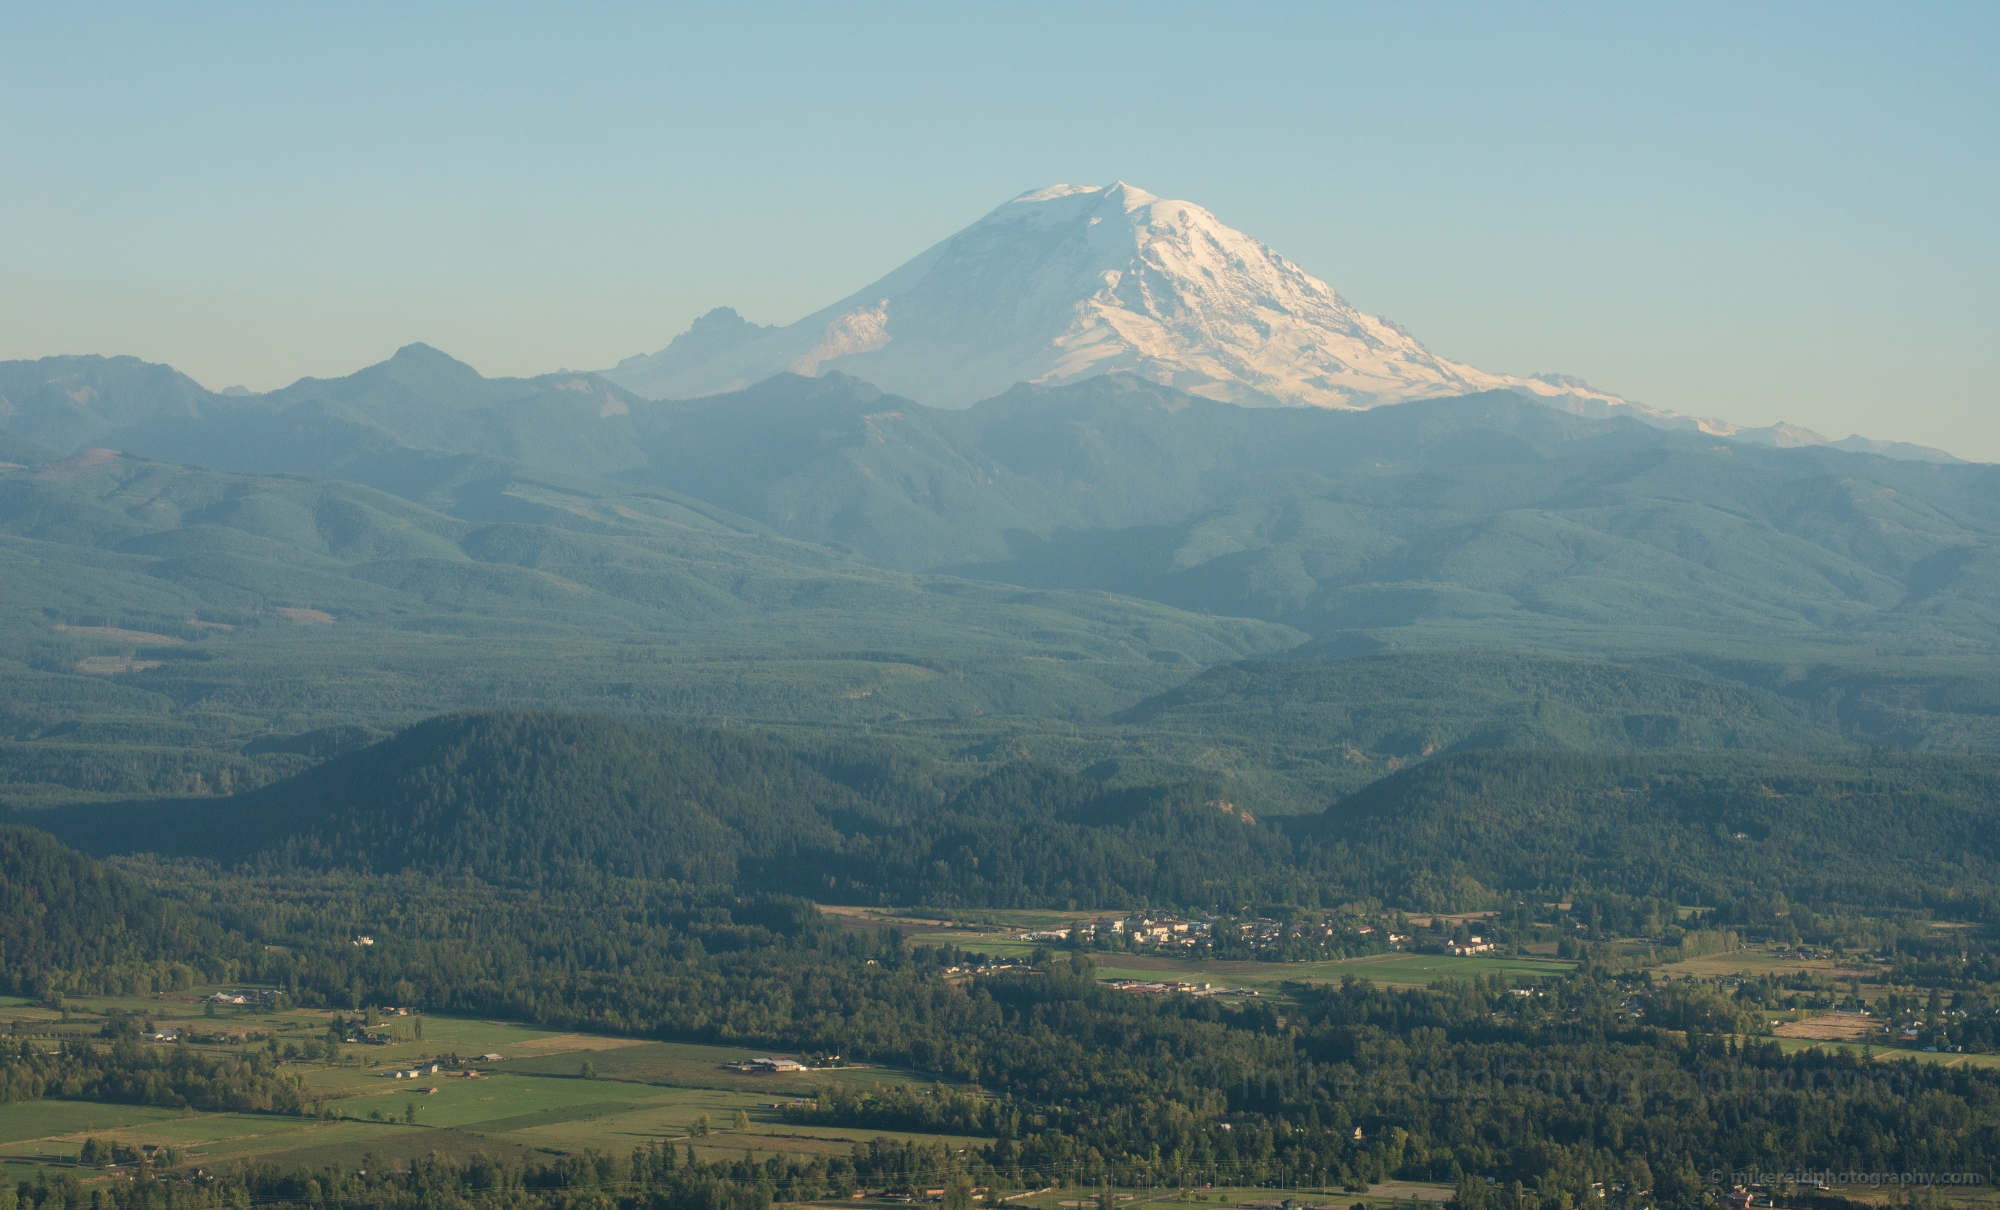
left=0, top=825, right=231, bottom=992
left=1116, top=653, right=1848, bottom=759
left=32, top=713, right=851, bottom=884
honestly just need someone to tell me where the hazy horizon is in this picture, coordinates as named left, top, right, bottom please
left=4, top=3, right=1995, bottom=455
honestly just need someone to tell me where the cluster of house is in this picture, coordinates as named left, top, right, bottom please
left=1124, top=917, right=1209, bottom=945
left=1103, top=979, right=1260, bottom=997
left=1892, top=1016, right=1963, bottom=1051
left=1023, top=916, right=1217, bottom=948
left=203, top=989, right=282, bottom=1006
left=1360, top=920, right=1502, bottom=955
left=1022, top=916, right=1212, bottom=946
left=1224, top=916, right=1398, bottom=952
left=723, top=1056, right=807, bottom=1073
left=1024, top=914, right=1437, bottom=955
left=378, top=1057, right=498, bottom=1079
left=1354, top=926, right=1411, bottom=948
left=1017, top=911, right=1523, bottom=960
left=939, top=960, right=1034, bottom=983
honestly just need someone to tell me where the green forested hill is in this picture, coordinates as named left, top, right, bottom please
left=0, top=824, right=230, bottom=994
left=15, top=710, right=1299, bottom=909
left=809, top=762, right=1303, bottom=910
left=1297, top=750, right=2000, bottom=917
left=1117, top=652, right=1847, bottom=760
left=27, top=710, right=2000, bottom=923
left=39, top=712, right=848, bottom=883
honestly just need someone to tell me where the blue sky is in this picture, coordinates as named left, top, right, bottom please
left=4, top=3, right=1995, bottom=454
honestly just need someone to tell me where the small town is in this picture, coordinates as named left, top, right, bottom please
left=1017, top=912, right=1500, bottom=960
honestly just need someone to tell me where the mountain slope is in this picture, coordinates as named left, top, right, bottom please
left=620, top=373, right=1631, bottom=569
left=614, top=374, right=2000, bottom=655
left=0, top=355, right=214, bottom=453
left=1115, top=653, right=1848, bottom=759
left=0, top=444, right=1306, bottom=804
left=601, top=183, right=1958, bottom=464
left=7, top=347, right=1997, bottom=663
left=604, top=182, right=1635, bottom=412
left=0, top=344, right=659, bottom=481
left=0, top=445, right=1295, bottom=659
left=29, top=712, right=2000, bottom=916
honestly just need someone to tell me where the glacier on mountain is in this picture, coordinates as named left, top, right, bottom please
left=601, top=183, right=1956, bottom=461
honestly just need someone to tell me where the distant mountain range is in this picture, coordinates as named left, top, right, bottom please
left=5, top=345, right=1998, bottom=661
left=0, top=345, right=654, bottom=474
left=9, top=339, right=2000, bottom=817
left=8, top=181, right=2000, bottom=830
left=2, top=182, right=1958, bottom=469
left=602, top=181, right=1958, bottom=463
left=1, top=177, right=1994, bottom=780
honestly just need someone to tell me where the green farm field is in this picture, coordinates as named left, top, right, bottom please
left=1764, top=1037, right=2000, bottom=1069
left=1656, top=948, right=1874, bottom=980
left=0, top=998, right=986, bottom=1178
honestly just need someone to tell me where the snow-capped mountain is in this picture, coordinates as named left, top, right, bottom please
left=602, top=182, right=1957, bottom=460
left=609, top=181, right=1610, bottom=410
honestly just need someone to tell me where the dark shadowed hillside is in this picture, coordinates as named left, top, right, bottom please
left=20, top=711, right=1302, bottom=909
left=0, top=825, right=233, bottom=992
left=29, top=713, right=852, bottom=883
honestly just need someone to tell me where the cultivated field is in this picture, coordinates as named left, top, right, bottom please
left=1774, top=1015, right=1881, bottom=1042
left=1658, top=947, right=1875, bottom=980
left=0, top=993, right=981, bottom=1183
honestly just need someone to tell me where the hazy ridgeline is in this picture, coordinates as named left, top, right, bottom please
left=8, top=353, right=2000, bottom=813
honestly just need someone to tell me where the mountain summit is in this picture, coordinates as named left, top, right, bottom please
left=606, top=181, right=1637, bottom=412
